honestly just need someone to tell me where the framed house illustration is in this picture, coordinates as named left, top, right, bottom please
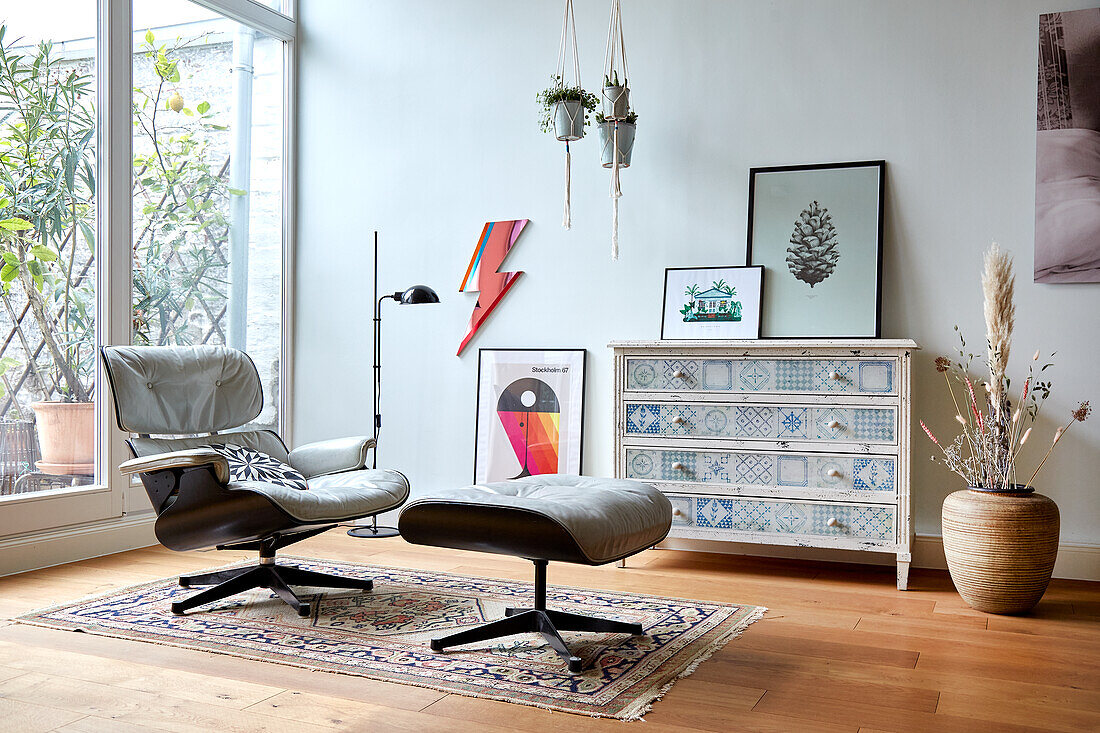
left=662, top=266, right=763, bottom=339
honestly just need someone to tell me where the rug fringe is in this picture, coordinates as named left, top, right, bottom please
left=616, top=604, right=769, bottom=721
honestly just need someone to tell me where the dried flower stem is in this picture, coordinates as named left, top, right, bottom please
left=943, top=371, right=978, bottom=458
left=1025, top=402, right=1092, bottom=489
left=1024, top=425, right=1069, bottom=490
left=982, top=243, right=1015, bottom=485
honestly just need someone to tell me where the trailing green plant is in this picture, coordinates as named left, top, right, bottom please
left=536, top=75, right=598, bottom=134
left=595, top=110, right=638, bottom=124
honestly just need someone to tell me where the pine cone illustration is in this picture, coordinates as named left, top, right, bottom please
left=786, top=201, right=839, bottom=288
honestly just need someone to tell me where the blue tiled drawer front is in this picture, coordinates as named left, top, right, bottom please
left=624, top=403, right=897, bottom=444
left=626, top=448, right=896, bottom=494
left=667, top=495, right=895, bottom=542
left=625, top=358, right=895, bottom=395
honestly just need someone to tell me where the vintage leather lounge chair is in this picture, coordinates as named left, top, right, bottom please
left=101, top=345, right=409, bottom=616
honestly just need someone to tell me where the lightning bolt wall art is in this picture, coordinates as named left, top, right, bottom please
left=457, top=219, right=529, bottom=356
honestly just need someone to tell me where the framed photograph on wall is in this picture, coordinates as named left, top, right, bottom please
left=474, top=348, right=586, bottom=483
left=747, top=160, right=885, bottom=338
left=661, top=266, right=764, bottom=340
left=1035, top=8, right=1100, bottom=283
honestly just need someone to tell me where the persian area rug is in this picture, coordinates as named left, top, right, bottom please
left=17, top=557, right=766, bottom=720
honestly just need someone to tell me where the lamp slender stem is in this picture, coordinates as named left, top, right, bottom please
left=373, top=232, right=380, bottom=469
left=374, top=296, right=386, bottom=469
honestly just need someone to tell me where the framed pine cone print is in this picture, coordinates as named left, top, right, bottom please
left=747, top=161, right=884, bottom=338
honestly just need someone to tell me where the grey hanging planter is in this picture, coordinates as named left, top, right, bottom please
left=601, top=85, right=630, bottom=120
left=552, top=100, right=585, bottom=141
left=598, top=121, right=635, bottom=168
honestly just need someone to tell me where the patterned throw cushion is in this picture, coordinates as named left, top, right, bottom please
left=204, top=443, right=310, bottom=491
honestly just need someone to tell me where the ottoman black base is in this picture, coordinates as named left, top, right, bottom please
left=429, top=559, right=643, bottom=673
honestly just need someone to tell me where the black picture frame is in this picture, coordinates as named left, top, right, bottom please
left=660, top=265, right=765, bottom=340
left=473, top=348, right=587, bottom=483
left=746, top=160, right=885, bottom=339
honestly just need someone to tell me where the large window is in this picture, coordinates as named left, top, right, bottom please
left=0, top=5, right=100, bottom=498
left=0, top=0, right=293, bottom=540
left=132, top=0, right=285, bottom=429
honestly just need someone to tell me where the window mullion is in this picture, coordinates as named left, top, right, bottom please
left=97, top=0, right=135, bottom=508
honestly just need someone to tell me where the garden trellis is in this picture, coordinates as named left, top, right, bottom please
left=0, top=153, right=234, bottom=418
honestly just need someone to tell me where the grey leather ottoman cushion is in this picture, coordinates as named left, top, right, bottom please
left=398, top=475, right=672, bottom=565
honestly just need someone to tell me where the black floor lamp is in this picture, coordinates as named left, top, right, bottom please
left=348, top=231, right=439, bottom=539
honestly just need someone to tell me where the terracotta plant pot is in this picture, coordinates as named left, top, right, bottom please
left=941, top=487, right=1059, bottom=614
left=30, top=401, right=94, bottom=474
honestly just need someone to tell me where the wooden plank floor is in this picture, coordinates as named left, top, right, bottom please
left=0, top=534, right=1097, bottom=732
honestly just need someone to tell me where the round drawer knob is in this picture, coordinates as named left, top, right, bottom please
left=672, top=462, right=685, bottom=471
left=672, top=507, right=683, bottom=517
left=827, top=420, right=842, bottom=429
left=827, top=469, right=842, bottom=478
left=827, top=517, right=839, bottom=527
left=672, top=370, right=687, bottom=379
left=672, top=416, right=686, bottom=424
left=830, top=371, right=843, bottom=380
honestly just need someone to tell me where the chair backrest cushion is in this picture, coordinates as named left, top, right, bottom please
left=102, top=345, right=262, bottom=435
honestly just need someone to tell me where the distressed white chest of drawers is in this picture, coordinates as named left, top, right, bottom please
left=611, top=339, right=918, bottom=590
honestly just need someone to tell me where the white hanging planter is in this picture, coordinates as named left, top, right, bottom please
left=601, top=84, right=630, bottom=120
left=540, top=0, right=594, bottom=230
left=552, top=100, right=585, bottom=141
left=598, top=120, right=635, bottom=167
left=603, top=0, right=633, bottom=259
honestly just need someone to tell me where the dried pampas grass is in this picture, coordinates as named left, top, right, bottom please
left=982, top=243, right=1015, bottom=409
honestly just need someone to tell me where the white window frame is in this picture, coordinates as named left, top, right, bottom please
left=0, top=0, right=296, bottom=545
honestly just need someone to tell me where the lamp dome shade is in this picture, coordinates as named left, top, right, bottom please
left=399, top=285, right=440, bottom=304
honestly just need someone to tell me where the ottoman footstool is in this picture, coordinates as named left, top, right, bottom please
left=398, top=475, right=672, bottom=673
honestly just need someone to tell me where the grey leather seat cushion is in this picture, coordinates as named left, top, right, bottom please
left=398, top=475, right=672, bottom=566
left=232, top=468, right=409, bottom=523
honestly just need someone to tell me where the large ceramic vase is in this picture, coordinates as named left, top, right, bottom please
left=30, top=401, right=95, bottom=474
left=941, top=486, right=1059, bottom=614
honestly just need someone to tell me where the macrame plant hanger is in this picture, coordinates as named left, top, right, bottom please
left=603, top=0, right=631, bottom=259
left=555, top=0, right=583, bottom=229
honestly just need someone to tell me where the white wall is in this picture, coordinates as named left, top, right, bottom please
left=295, top=1, right=1100, bottom=566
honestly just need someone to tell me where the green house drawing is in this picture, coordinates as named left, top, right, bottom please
left=680, top=284, right=742, bottom=322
